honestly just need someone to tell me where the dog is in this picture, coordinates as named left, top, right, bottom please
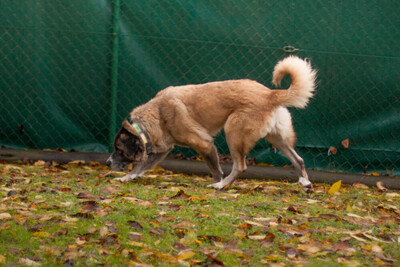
left=106, top=56, right=317, bottom=192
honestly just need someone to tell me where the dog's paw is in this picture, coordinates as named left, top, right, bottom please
left=299, top=177, right=313, bottom=193
left=207, top=181, right=231, bottom=190
left=207, top=181, right=224, bottom=190
left=114, top=175, right=137, bottom=182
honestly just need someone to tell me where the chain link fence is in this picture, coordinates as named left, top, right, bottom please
left=1, top=0, right=399, bottom=176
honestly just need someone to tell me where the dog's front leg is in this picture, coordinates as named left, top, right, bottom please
left=114, top=164, right=145, bottom=182
left=114, top=151, right=171, bottom=182
left=200, top=145, right=224, bottom=182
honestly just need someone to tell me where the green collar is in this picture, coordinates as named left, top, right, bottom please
left=131, top=122, right=152, bottom=155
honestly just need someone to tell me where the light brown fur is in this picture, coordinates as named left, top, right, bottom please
left=109, top=56, right=316, bottom=191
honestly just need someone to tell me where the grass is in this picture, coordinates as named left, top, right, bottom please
left=0, top=160, right=399, bottom=266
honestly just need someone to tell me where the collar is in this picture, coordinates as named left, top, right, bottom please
left=130, top=121, right=153, bottom=155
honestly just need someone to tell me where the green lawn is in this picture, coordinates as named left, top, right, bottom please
left=0, top=161, right=399, bottom=266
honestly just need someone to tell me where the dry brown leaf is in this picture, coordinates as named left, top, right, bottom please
left=18, top=258, right=40, bottom=266
left=236, top=222, right=252, bottom=229
left=234, top=230, right=247, bottom=239
left=34, top=160, right=47, bottom=167
left=297, top=243, right=322, bottom=254
left=169, top=190, right=191, bottom=199
left=376, top=181, right=388, bottom=191
left=76, top=192, right=106, bottom=200
left=99, top=226, right=109, bottom=237
left=329, top=146, right=337, bottom=155
left=176, top=250, right=196, bottom=260
left=353, top=182, right=369, bottom=189
left=172, top=221, right=196, bottom=229
left=0, top=213, right=12, bottom=220
left=341, top=138, right=350, bottom=148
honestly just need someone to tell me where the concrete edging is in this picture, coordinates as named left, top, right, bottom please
left=1, top=148, right=399, bottom=189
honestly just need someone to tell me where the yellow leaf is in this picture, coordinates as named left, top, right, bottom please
left=176, top=250, right=196, bottom=260
left=0, top=254, right=6, bottom=264
left=234, top=230, right=247, bottom=239
left=328, top=180, right=342, bottom=195
left=127, top=241, right=145, bottom=247
left=346, top=205, right=353, bottom=212
left=32, top=231, right=52, bottom=238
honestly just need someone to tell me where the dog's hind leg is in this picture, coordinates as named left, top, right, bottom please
left=265, top=132, right=313, bottom=193
left=115, top=150, right=171, bottom=182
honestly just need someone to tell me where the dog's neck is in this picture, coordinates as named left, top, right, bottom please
left=129, top=119, right=152, bottom=155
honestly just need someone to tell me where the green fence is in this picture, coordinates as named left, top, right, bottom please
left=1, top=0, right=399, bottom=176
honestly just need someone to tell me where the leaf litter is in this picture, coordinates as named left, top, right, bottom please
left=0, top=160, right=399, bottom=266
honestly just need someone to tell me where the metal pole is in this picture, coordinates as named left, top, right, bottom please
left=109, top=0, right=121, bottom=152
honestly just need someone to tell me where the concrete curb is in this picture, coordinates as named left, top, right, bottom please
left=1, top=148, right=399, bottom=189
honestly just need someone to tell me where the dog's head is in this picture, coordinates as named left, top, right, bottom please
left=106, top=120, right=147, bottom=170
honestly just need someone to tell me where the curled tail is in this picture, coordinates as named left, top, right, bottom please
left=272, top=56, right=317, bottom=108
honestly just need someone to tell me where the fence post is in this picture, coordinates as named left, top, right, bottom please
left=109, top=0, right=121, bottom=152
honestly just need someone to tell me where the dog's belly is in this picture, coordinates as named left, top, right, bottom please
left=260, top=107, right=292, bottom=138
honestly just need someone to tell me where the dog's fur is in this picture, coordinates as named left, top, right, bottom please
left=107, top=56, right=317, bottom=192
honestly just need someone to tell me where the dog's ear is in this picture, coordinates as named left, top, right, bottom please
left=119, top=120, right=147, bottom=161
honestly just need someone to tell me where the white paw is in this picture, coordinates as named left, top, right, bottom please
left=298, top=177, right=313, bottom=193
left=299, top=177, right=311, bottom=187
left=114, top=175, right=137, bottom=182
left=207, top=181, right=225, bottom=190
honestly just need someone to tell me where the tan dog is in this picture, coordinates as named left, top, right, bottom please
left=106, top=56, right=317, bottom=192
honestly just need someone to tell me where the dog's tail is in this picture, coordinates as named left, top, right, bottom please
left=271, top=56, right=317, bottom=109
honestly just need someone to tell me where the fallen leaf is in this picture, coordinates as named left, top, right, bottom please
left=202, top=255, right=225, bottom=266
left=169, top=190, right=191, bottom=199
left=376, top=181, right=388, bottom=191
left=244, top=220, right=266, bottom=228
left=13, top=214, right=27, bottom=225
left=18, top=258, right=40, bottom=266
left=122, top=248, right=143, bottom=263
left=58, top=188, right=72, bottom=193
left=172, top=221, right=196, bottom=229
left=341, top=139, right=350, bottom=148
left=53, top=228, right=68, bottom=237
left=128, top=232, right=143, bottom=241
left=34, top=160, right=47, bottom=167
left=328, top=180, right=342, bottom=195
left=353, top=182, right=369, bottom=189
left=285, top=247, right=299, bottom=259
left=328, top=146, right=337, bottom=155
left=32, top=231, right=52, bottom=238
left=236, top=223, right=252, bottom=230
left=176, top=250, right=196, bottom=260
left=248, top=235, right=266, bottom=240
left=76, top=192, right=106, bottom=200
left=0, top=255, right=6, bottom=264
left=234, top=230, right=247, bottom=239
left=0, top=213, right=12, bottom=220
left=71, top=212, right=94, bottom=220
left=127, top=241, right=146, bottom=247
left=66, top=160, right=85, bottom=167
left=127, top=220, right=144, bottom=230
left=99, top=226, right=109, bottom=237
left=369, top=172, right=381, bottom=176
left=386, top=192, right=399, bottom=198
left=297, top=243, right=322, bottom=254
